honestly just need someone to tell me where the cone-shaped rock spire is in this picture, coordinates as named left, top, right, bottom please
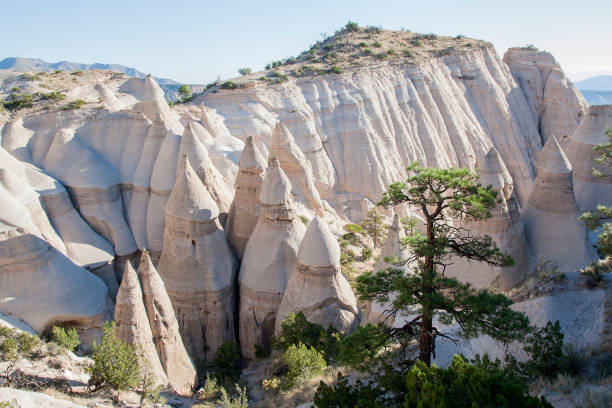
left=478, top=147, right=514, bottom=200
left=179, top=122, right=234, bottom=223
left=275, top=217, right=360, bottom=334
left=365, top=214, right=412, bottom=325
left=138, top=250, right=197, bottom=397
left=447, top=147, right=534, bottom=289
left=157, top=155, right=238, bottom=362
left=114, top=261, right=168, bottom=388
left=269, top=123, right=324, bottom=215
left=239, top=157, right=307, bottom=359
left=225, top=136, right=267, bottom=259
left=565, top=105, right=612, bottom=211
left=165, top=154, right=219, bottom=221
left=522, top=137, right=597, bottom=271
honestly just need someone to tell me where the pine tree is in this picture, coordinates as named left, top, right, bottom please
left=352, top=163, right=530, bottom=367
left=360, top=207, right=388, bottom=248
left=580, top=127, right=612, bottom=258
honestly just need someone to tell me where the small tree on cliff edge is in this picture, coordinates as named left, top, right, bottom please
left=580, top=127, right=612, bottom=259
left=351, top=163, right=530, bottom=368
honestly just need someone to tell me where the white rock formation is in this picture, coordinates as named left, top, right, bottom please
left=239, top=157, right=306, bottom=359
left=42, top=128, right=137, bottom=256
left=364, top=214, right=412, bottom=325
left=114, top=261, right=168, bottom=388
left=269, top=122, right=324, bottom=215
left=201, top=45, right=544, bottom=214
left=522, top=137, right=597, bottom=271
left=447, top=147, right=534, bottom=289
left=0, top=230, right=109, bottom=335
left=0, top=387, right=86, bottom=408
left=157, top=155, right=238, bottom=361
left=225, top=136, right=267, bottom=259
left=138, top=250, right=197, bottom=397
left=503, top=47, right=587, bottom=148
left=275, top=216, right=360, bottom=334
left=565, top=105, right=612, bottom=212
left=179, top=120, right=234, bottom=224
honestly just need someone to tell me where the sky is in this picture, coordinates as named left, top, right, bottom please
left=2, top=0, right=611, bottom=84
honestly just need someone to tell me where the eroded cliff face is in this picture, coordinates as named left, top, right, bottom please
left=199, top=45, right=555, bottom=216
left=503, top=48, right=588, bottom=149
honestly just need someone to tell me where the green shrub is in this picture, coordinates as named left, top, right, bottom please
left=21, top=73, right=41, bottom=81
left=40, top=91, right=65, bottom=101
left=314, top=373, right=385, bottom=408
left=0, top=399, right=19, bottom=408
left=0, top=338, right=18, bottom=360
left=315, top=355, right=553, bottom=407
left=282, top=343, right=326, bottom=390
left=344, top=223, right=365, bottom=234
left=88, top=322, right=140, bottom=390
left=11, top=86, right=20, bottom=93
left=361, top=247, right=372, bottom=261
left=403, top=356, right=552, bottom=408
left=373, top=40, right=382, bottom=48
left=216, top=384, right=249, bottom=408
left=221, top=81, right=237, bottom=90
left=3, top=94, right=34, bottom=110
left=271, top=312, right=339, bottom=362
left=364, top=25, right=382, bottom=34
left=358, top=41, right=367, bottom=47
left=197, top=373, right=223, bottom=401
left=364, top=48, right=373, bottom=55
left=521, top=320, right=578, bottom=378
left=51, top=326, right=80, bottom=351
left=178, top=84, right=193, bottom=101
left=71, top=70, right=84, bottom=75
left=16, top=332, right=39, bottom=356
left=238, top=67, right=252, bottom=76
left=387, top=49, right=395, bottom=55
left=377, top=53, right=388, bottom=61
left=213, top=342, right=242, bottom=381
left=62, top=99, right=86, bottom=110
left=329, top=65, right=342, bottom=74
left=411, top=39, right=423, bottom=47
left=345, top=21, right=360, bottom=32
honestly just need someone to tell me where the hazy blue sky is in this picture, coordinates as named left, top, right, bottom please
left=3, top=0, right=611, bottom=83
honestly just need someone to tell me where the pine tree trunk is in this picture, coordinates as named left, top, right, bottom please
left=418, top=216, right=435, bottom=366
left=419, top=312, right=433, bottom=366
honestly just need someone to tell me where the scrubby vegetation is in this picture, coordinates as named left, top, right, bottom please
left=61, top=99, right=86, bottom=110
left=315, top=355, right=553, bottom=407
left=49, top=326, right=80, bottom=351
left=87, top=322, right=140, bottom=390
left=271, top=312, right=339, bottom=363
left=178, top=84, right=193, bottom=102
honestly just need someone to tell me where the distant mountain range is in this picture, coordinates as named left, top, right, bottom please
left=0, top=57, right=179, bottom=85
left=572, top=75, right=612, bottom=105
left=574, top=75, right=612, bottom=91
